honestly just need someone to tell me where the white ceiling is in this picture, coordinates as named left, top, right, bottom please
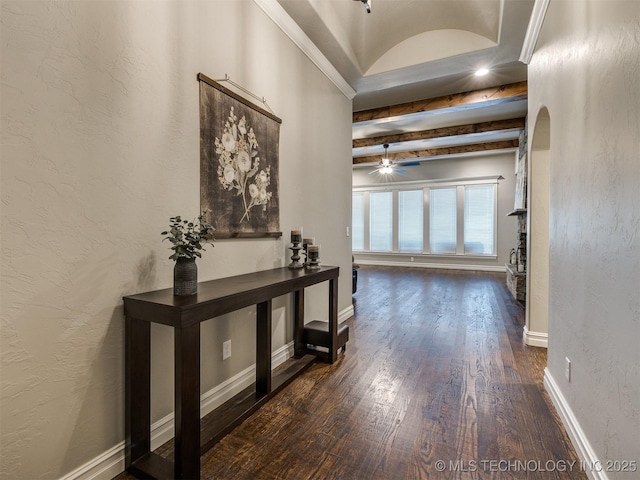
left=272, top=0, right=534, bottom=166
left=277, top=0, right=534, bottom=110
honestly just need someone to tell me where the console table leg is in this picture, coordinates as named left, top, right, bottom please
left=329, top=278, right=339, bottom=364
left=125, top=317, right=150, bottom=469
left=293, top=290, right=305, bottom=357
left=174, top=323, right=201, bottom=480
left=256, top=300, right=272, bottom=396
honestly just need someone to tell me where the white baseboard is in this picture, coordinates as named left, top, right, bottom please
left=59, top=305, right=353, bottom=480
left=544, top=369, right=607, bottom=480
left=356, top=259, right=506, bottom=273
left=58, top=441, right=126, bottom=480
left=60, top=341, right=295, bottom=480
left=339, top=304, right=354, bottom=323
left=523, top=325, right=548, bottom=348
left=148, top=343, right=291, bottom=451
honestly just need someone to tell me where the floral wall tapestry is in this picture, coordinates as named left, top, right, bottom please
left=514, top=152, right=527, bottom=211
left=513, top=121, right=528, bottom=212
left=199, top=73, right=282, bottom=238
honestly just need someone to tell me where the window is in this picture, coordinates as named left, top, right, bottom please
left=369, top=191, right=393, bottom=251
left=464, top=185, right=495, bottom=255
left=352, top=180, right=498, bottom=257
left=352, top=192, right=365, bottom=251
left=429, top=188, right=457, bottom=254
left=398, top=190, right=423, bottom=252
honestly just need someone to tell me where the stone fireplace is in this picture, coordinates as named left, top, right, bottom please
left=506, top=212, right=527, bottom=302
left=506, top=118, right=528, bottom=303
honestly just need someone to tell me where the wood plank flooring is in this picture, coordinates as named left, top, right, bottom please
left=115, top=266, right=585, bottom=480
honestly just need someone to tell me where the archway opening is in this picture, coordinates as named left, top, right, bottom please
left=525, top=108, right=551, bottom=347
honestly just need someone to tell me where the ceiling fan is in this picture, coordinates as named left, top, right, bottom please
left=369, top=144, right=420, bottom=175
left=352, top=0, right=372, bottom=14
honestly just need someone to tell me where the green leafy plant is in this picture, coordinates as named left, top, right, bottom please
left=161, top=212, right=216, bottom=260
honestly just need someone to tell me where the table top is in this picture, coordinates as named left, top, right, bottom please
left=123, top=265, right=339, bottom=327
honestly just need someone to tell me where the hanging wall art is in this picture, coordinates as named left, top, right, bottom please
left=514, top=152, right=527, bottom=211
left=198, top=73, right=282, bottom=238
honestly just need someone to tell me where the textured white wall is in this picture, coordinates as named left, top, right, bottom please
left=352, top=152, right=518, bottom=268
left=0, top=1, right=352, bottom=478
left=529, top=1, right=640, bottom=477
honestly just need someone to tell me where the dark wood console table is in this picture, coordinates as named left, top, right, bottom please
left=124, top=266, right=340, bottom=480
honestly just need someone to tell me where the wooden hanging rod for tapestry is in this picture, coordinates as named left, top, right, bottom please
left=197, top=73, right=281, bottom=124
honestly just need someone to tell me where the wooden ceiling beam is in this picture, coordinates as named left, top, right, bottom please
left=352, top=140, right=519, bottom=165
left=353, top=81, right=528, bottom=124
left=352, top=118, right=525, bottom=148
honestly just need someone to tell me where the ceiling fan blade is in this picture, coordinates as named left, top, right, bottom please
left=368, top=169, right=380, bottom=175
left=402, top=162, right=421, bottom=167
left=395, top=168, right=407, bottom=174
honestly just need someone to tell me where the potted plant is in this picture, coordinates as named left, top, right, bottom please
left=161, top=212, right=215, bottom=296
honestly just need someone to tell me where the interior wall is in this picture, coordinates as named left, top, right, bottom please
left=528, top=1, right=639, bottom=476
left=0, top=1, right=353, bottom=478
left=352, top=151, right=518, bottom=269
left=527, top=109, right=550, bottom=337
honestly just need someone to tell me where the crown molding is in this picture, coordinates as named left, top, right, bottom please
left=253, top=0, right=357, bottom=100
left=519, top=0, right=551, bottom=64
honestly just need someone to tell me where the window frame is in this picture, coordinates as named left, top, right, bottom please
left=368, top=190, right=394, bottom=252
left=351, top=191, right=366, bottom=252
left=397, top=189, right=424, bottom=253
left=352, top=177, right=499, bottom=258
left=464, top=184, right=498, bottom=255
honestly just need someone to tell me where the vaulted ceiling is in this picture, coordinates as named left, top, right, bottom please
left=272, top=0, right=534, bottom=169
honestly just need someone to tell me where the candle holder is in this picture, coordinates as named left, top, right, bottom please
left=306, top=244, right=320, bottom=270
left=288, top=243, right=304, bottom=269
left=302, top=237, right=315, bottom=266
left=289, top=227, right=304, bottom=269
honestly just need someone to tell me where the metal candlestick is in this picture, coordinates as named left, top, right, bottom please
left=288, top=243, right=304, bottom=269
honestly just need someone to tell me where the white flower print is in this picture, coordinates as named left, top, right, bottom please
left=215, top=106, right=272, bottom=223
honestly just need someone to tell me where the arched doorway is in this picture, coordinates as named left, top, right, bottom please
left=525, top=108, right=550, bottom=347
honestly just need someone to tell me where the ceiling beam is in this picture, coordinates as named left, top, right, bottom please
left=352, top=118, right=525, bottom=148
left=352, top=140, right=519, bottom=165
left=353, top=81, right=528, bottom=124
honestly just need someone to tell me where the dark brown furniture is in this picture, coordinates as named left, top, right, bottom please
left=352, top=256, right=360, bottom=294
left=303, top=320, right=349, bottom=362
left=124, top=266, right=343, bottom=480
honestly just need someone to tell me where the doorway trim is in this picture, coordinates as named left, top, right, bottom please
left=525, top=107, right=551, bottom=348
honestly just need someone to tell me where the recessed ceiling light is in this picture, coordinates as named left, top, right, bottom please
left=475, top=68, right=490, bottom=77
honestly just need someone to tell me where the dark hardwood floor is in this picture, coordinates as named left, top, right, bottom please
left=116, top=266, right=585, bottom=479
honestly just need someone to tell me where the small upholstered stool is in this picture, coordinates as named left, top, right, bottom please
left=302, top=320, right=349, bottom=362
